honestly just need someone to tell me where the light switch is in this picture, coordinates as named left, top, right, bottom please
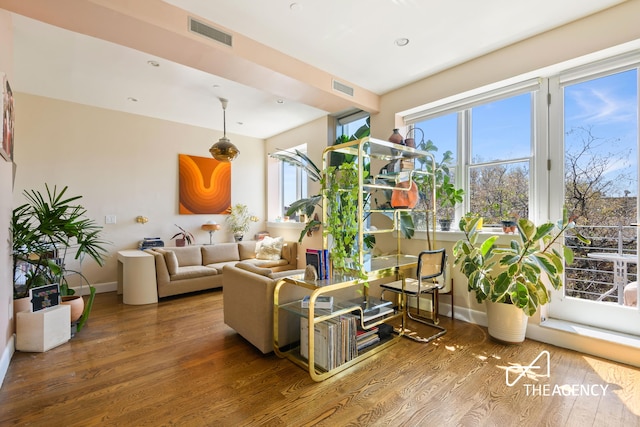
left=105, top=215, right=117, bottom=224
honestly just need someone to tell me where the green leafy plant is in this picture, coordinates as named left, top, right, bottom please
left=323, top=162, right=368, bottom=282
left=436, top=174, right=464, bottom=220
left=269, top=118, right=372, bottom=243
left=453, top=209, right=590, bottom=316
left=11, top=184, right=109, bottom=331
left=170, top=224, right=195, bottom=245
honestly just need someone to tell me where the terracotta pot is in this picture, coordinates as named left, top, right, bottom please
left=175, top=238, right=186, bottom=247
left=485, top=300, right=528, bottom=344
left=388, top=128, right=404, bottom=145
left=61, top=295, right=85, bottom=323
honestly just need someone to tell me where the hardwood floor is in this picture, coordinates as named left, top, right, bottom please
left=1, top=290, right=639, bottom=426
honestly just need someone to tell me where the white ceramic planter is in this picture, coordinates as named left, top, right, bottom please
left=485, top=300, right=528, bottom=343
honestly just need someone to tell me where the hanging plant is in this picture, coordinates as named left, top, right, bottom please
left=323, top=162, right=368, bottom=282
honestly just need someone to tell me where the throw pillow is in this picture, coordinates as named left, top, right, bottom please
left=163, top=250, right=179, bottom=275
left=255, top=236, right=284, bottom=261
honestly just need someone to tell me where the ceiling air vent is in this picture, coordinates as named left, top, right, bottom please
left=332, top=80, right=354, bottom=97
left=189, top=17, right=233, bottom=47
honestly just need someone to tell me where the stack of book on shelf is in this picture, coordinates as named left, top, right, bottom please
left=301, top=295, right=333, bottom=310
left=305, top=249, right=329, bottom=279
left=300, top=314, right=358, bottom=372
left=355, top=326, right=380, bottom=352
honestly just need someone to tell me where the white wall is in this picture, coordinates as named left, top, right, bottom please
left=0, top=8, right=14, bottom=388
left=12, top=93, right=266, bottom=286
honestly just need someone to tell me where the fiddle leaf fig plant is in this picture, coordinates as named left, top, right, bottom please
left=453, top=209, right=590, bottom=316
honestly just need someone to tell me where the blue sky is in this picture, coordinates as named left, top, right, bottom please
left=416, top=69, right=638, bottom=197
left=565, top=68, right=638, bottom=197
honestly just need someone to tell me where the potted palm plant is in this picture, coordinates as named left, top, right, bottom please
left=11, top=184, right=109, bottom=332
left=452, top=209, right=589, bottom=343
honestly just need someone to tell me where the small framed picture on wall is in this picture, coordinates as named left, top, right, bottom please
left=1, top=72, right=15, bottom=162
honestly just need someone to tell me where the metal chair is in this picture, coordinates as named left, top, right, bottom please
left=381, top=248, right=447, bottom=342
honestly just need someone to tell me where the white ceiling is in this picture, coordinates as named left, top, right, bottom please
left=8, top=0, right=625, bottom=139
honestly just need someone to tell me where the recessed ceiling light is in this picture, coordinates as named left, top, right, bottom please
left=212, top=84, right=220, bottom=88
left=290, top=3, right=302, bottom=12
left=127, top=97, right=138, bottom=102
left=276, top=99, right=285, bottom=104
left=237, top=122, right=243, bottom=126
left=147, top=60, right=160, bottom=67
left=395, top=38, right=409, bottom=47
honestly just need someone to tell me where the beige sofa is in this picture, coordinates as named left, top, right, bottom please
left=145, top=240, right=298, bottom=298
left=223, top=262, right=307, bottom=354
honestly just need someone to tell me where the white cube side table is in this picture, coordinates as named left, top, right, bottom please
left=117, top=250, right=158, bottom=305
left=16, top=305, right=71, bottom=352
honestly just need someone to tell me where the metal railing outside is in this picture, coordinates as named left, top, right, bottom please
left=565, top=225, right=637, bottom=304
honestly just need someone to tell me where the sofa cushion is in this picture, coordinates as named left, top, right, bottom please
left=237, top=241, right=257, bottom=260
left=171, top=265, right=218, bottom=280
left=202, top=243, right=240, bottom=265
left=242, top=258, right=289, bottom=269
left=255, top=236, right=284, bottom=260
left=235, top=262, right=272, bottom=277
left=169, top=246, right=202, bottom=267
left=204, top=261, right=238, bottom=274
left=163, top=250, right=179, bottom=275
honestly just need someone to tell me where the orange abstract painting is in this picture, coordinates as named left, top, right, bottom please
left=178, top=154, right=231, bottom=214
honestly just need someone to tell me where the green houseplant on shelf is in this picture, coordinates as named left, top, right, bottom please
left=452, top=209, right=589, bottom=343
left=225, top=203, right=258, bottom=241
left=11, top=184, right=109, bottom=332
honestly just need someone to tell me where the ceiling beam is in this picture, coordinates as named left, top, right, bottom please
left=0, top=0, right=380, bottom=114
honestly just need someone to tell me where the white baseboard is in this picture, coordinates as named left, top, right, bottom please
left=441, top=301, right=640, bottom=368
left=0, top=334, right=15, bottom=389
left=70, top=281, right=117, bottom=296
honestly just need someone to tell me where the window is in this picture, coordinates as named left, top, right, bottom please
left=336, top=111, right=370, bottom=142
left=275, top=145, right=308, bottom=220
left=468, top=94, right=533, bottom=224
left=547, top=58, right=640, bottom=335
left=410, top=84, right=537, bottom=226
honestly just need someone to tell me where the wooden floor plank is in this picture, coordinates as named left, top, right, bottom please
left=1, top=290, right=639, bottom=426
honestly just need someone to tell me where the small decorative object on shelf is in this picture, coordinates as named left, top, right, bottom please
left=388, top=128, right=404, bottom=145
left=304, top=265, right=318, bottom=281
left=404, top=127, right=423, bottom=149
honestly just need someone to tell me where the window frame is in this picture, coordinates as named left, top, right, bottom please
left=406, top=80, right=541, bottom=226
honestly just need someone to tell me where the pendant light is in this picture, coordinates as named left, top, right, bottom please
left=209, top=98, right=240, bottom=162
